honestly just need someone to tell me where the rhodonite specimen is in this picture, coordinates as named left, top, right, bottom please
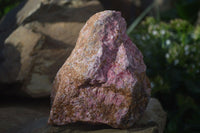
left=48, top=10, right=151, bottom=128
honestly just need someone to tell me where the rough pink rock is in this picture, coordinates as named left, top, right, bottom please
left=48, top=10, right=151, bottom=128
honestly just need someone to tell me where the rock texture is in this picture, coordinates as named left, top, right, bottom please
left=0, top=0, right=103, bottom=97
left=3, top=98, right=165, bottom=133
left=49, top=10, right=151, bottom=128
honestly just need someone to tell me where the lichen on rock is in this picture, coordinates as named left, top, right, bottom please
left=49, top=10, right=151, bottom=128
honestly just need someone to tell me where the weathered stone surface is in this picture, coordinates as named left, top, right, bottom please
left=0, top=107, right=47, bottom=133
left=49, top=10, right=151, bottom=128
left=2, top=25, right=73, bottom=97
left=3, top=26, right=43, bottom=82
left=138, top=98, right=167, bottom=133
left=0, top=0, right=103, bottom=97
left=14, top=98, right=165, bottom=133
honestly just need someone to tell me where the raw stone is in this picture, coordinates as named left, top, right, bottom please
left=0, top=98, right=165, bottom=133
left=49, top=10, right=151, bottom=128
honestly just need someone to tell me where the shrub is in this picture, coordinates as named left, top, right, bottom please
left=0, top=0, right=23, bottom=19
left=130, top=17, right=200, bottom=133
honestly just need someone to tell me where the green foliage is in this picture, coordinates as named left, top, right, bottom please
left=0, top=0, right=23, bottom=19
left=176, top=0, right=200, bottom=23
left=129, top=17, right=200, bottom=133
left=160, top=0, right=200, bottom=24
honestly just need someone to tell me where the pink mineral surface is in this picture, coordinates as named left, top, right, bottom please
left=48, top=10, right=151, bottom=128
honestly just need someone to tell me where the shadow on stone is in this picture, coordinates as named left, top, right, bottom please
left=0, top=43, right=21, bottom=83
left=23, top=3, right=103, bottom=24
left=0, top=0, right=27, bottom=63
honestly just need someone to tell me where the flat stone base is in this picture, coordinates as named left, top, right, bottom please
left=19, top=118, right=159, bottom=133
left=0, top=98, right=166, bottom=133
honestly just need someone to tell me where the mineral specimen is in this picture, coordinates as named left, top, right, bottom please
left=48, top=10, right=151, bottom=128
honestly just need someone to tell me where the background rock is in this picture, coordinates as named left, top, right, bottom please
left=3, top=26, right=43, bottom=82
left=0, top=0, right=27, bottom=80
left=0, top=0, right=103, bottom=97
left=138, top=98, right=167, bottom=133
